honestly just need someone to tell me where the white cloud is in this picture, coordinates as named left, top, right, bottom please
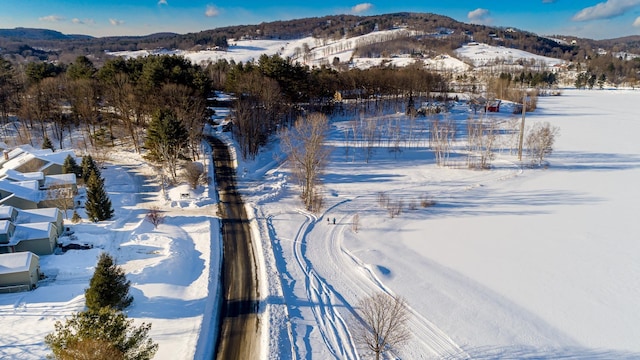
left=72, top=18, right=84, bottom=24
left=634, top=16, right=640, bottom=26
left=573, top=0, right=640, bottom=21
left=158, top=0, right=168, bottom=5
left=352, top=3, right=373, bottom=14
left=468, top=8, right=490, bottom=23
left=205, top=5, right=220, bottom=17
left=109, top=18, right=125, bottom=26
left=39, top=15, right=65, bottom=22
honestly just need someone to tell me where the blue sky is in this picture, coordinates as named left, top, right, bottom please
left=1, top=0, right=639, bottom=39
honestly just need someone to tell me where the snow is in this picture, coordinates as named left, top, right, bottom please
left=0, top=151, right=221, bottom=360
left=0, top=251, right=35, bottom=275
left=232, top=89, right=640, bottom=359
left=1, top=34, right=639, bottom=359
left=455, top=42, right=565, bottom=68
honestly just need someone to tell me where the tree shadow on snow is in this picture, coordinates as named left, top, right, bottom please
left=446, top=345, right=640, bottom=360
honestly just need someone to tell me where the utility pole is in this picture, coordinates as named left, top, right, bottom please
left=517, top=91, right=527, bottom=161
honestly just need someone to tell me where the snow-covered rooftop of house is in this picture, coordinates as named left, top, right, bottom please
left=0, top=219, right=11, bottom=234
left=44, top=173, right=76, bottom=187
left=0, top=180, right=42, bottom=202
left=0, top=251, right=37, bottom=275
left=16, top=208, right=60, bottom=224
left=1, top=169, right=45, bottom=182
left=11, top=222, right=53, bottom=243
left=0, top=206, right=16, bottom=220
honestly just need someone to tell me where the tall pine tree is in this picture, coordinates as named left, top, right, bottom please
left=81, top=155, right=100, bottom=183
left=42, top=135, right=54, bottom=151
left=143, top=109, right=188, bottom=181
left=85, top=170, right=113, bottom=222
left=62, top=154, right=81, bottom=177
left=85, top=253, right=133, bottom=312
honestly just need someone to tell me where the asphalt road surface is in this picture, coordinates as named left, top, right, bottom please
left=206, top=135, right=260, bottom=360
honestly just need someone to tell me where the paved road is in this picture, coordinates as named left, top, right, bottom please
left=206, top=135, right=260, bottom=360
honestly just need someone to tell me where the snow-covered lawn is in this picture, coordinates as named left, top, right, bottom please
left=0, top=150, right=221, bottom=360
left=238, top=88, right=640, bottom=359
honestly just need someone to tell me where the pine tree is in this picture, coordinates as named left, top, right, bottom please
left=85, top=253, right=133, bottom=312
left=62, top=154, right=81, bottom=177
left=143, top=109, right=188, bottom=181
left=42, top=135, right=54, bottom=151
left=81, top=155, right=100, bottom=183
left=85, top=170, right=114, bottom=222
left=45, top=307, right=157, bottom=360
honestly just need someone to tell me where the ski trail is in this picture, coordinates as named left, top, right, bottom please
left=319, top=200, right=470, bottom=359
left=292, top=209, right=359, bottom=360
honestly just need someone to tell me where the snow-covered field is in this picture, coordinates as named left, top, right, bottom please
left=455, top=42, right=565, bottom=68
left=236, top=88, right=640, bottom=359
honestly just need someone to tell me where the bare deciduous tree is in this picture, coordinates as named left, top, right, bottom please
left=145, top=206, right=163, bottom=228
left=352, top=213, right=360, bottom=233
left=526, top=122, right=559, bottom=166
left=280, top=113, right=331, bottom=211
left=352, top=292, right=411, bottom=360
left=182, top=161, right=205, bottom=189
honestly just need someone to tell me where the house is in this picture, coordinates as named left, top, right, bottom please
left=0, top=146, right=75, bottom=176
left=0, top=220, right=58, bottom=255
left=0, top=180, right=41, bottom=209
left=16, top=208, right=64, bottom=236
left=0, top=251, right=41, bottom=293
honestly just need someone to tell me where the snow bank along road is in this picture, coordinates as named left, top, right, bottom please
left=207, top=135, right=261, bottom=360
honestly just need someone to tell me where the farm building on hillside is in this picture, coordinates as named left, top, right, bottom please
left=0, top=251, right=41, bottom=293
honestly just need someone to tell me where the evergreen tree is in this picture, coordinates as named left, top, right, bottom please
left=45, top=307, right=157, bottom=360
left=62, top=154, right=81, bottom=177
left=81, top=155, right=100, bottom=184
left=85, top=253, right=132, bottom=311
left=42, top=136, right=54, bottom=151
left=85, top=170, right=114, bottom=222
left=143, top=109, right=188, bottom=181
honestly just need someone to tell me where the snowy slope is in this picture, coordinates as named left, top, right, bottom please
left=455, top=42, right=564, bottom=67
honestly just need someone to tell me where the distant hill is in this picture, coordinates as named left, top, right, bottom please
left=1, top=13, right=639, bottom=65
left=0, top=27, right=92, bottom=40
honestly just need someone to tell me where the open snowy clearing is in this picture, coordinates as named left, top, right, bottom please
left=235, top=88, right=640, bottom=359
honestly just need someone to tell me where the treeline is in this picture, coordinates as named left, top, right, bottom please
left=208, top=54, right=448, bottom=159
left=0, top=54, right=211, bottom=158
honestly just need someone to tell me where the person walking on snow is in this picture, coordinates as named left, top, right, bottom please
left=333, top=218, right=336, bottom=225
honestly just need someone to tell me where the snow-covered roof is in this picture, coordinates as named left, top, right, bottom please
left=0, top=206, right=16, bottom=220
left=1, top=169, right=45, bottom=182
left=16, top=208, right=61, bottom=224
left=0, top=251, right=38, bottom=275
left=0, top=147, right=75, bottom=174
left=11, top=222, right=53, bottom=244
left=0, top=220, right=11, bottom=234
left=0, top=180, right=42, bottom=202
left=44, top=173, right=76, bottom=187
